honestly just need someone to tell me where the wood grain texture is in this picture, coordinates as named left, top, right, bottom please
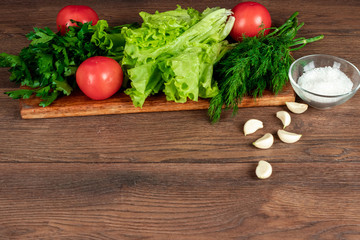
left=1, top=89, right=359, bottom=164
left=1, top=0, right=360, bottom=239
left=0, top=163, right=359, bottom=239
left=19, top=84, right=295, bottom=119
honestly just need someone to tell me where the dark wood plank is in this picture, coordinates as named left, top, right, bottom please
left=1, top=89, right=359, bottom=164
left=0, top=163, right=359, bottom=239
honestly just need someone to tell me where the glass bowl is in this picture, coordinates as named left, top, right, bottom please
left=288, top=54, right=360, bottom=109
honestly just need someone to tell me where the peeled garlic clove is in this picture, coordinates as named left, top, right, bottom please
left=277, top=129, right=302, bottom=143
left=286, top=102, right=308, bottom=114
left=244, top=119, right=263, bottom=136
left=253, top=133, right=274, bottom=149
left=256, top=160, right=272, bottom=179
left=276, top=111, right=291, bottom=129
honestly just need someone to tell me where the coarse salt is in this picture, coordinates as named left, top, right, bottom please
left=298, top=66, right=353, bottom=96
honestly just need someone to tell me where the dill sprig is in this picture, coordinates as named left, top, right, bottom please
left=208, top=12, right=324, bottom=123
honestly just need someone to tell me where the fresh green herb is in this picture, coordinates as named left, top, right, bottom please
left=1, top=20, right=132, bottom=107
left=208, top=12, right=324, bottom=123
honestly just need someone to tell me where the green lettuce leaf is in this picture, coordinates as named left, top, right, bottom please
left=122, top=6, right=234, bottom=107
left=90, top=20, right=132, bottom=61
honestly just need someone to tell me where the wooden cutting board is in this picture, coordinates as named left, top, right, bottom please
left=19, top=82, right=295, bottom=119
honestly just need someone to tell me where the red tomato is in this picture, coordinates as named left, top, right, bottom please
left=56, top=5, right=99, bottom=35
left=76, top=56, right=123, bottom=100
left=230, top=2, right=271, bottom=41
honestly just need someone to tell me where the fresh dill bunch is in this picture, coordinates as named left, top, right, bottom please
left=208, top=12, right=324, bottom=123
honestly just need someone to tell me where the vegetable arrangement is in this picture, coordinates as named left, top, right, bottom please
left=208, top=11, right=324, bottom=123
left=0, top=19, right=133, bottom=106
left=56, top=5, right=99, bottom=35
left=76, top=56, right=123, bottom=100
left=243, top=101, right=307, bottom=150
left=230, top=2, right=271, bottom=41
left=0, top=2, right=323, bottom=122
left=122, top=6, right=234, bottom=107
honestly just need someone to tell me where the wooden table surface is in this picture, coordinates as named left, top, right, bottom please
left=1, top=0, right=360, bottom=239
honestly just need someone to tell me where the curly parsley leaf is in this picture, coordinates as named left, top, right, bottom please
left=1, top=20, right=134, bottom=107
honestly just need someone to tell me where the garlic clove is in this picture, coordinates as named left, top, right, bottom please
left=256, top=160, right=272, bottom=179
left=253, top=133, right=274, bottom=149
left=277, top=129, right=302, bottom=143
left=244, top=119, right=263, bottom=136
left=276, top=111, right=291, bottom=129
left=286, top=102, right=308, bottom=114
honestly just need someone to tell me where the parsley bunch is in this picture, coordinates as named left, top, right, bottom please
left=208, top=12, right=324, bottom=123
left=0, top=20, right=131, bottom=106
